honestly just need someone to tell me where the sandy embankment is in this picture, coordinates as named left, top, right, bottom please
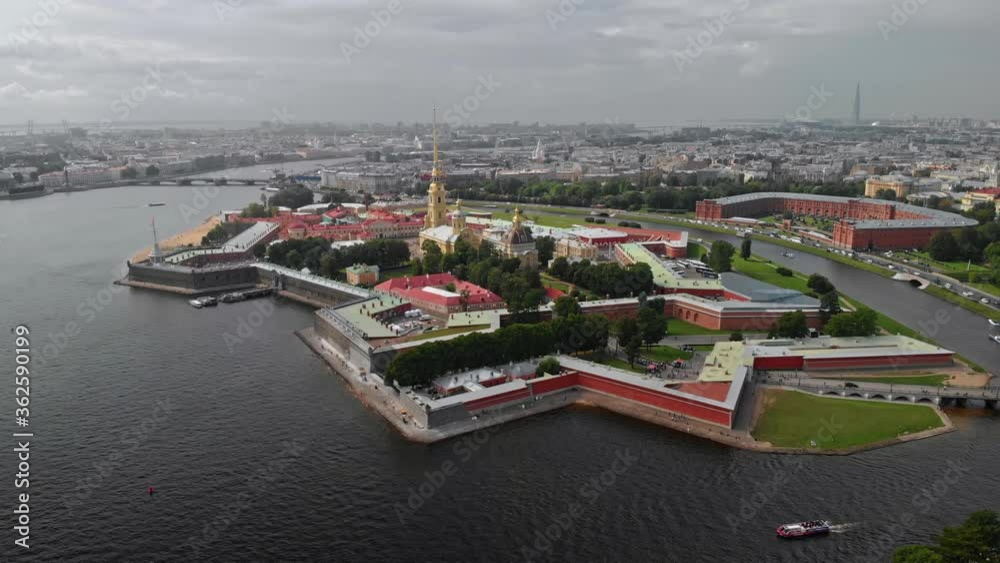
left=131, top=216, right=222, bottom=262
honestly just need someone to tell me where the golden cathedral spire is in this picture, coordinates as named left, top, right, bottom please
left=424, top=105, right=448, bottom=229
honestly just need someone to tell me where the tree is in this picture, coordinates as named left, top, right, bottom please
left=12, top=172, right=23, bottom=183
left=625, top=335, right=642, bottom=367
left=145, top=164, right=160, bottom=177
left=729, top=332, right=744, bottom=342
left=824, top=307, right=878, bottom=337
left=876, top=188, right=897, bottom=201
left=820, top=290, right=842, bottom=322
left=892, top=510, right=1000, bottom=563
left=121, top=167, right=138, bottom=179
left=740, top=238, right=752, bottom=260
left=614, top=316, right=639, bottom=353
left=935, top=510, right=1000, bottom=562
left=268, top=184, right=315, bottom=209
left=637, top=305, right=667, bottom=348
left=535, top=236, right=555, bottom=266
left=891, top=546, right=944, bottom=563
left=927, top=231, right=960, bottom=262
left=708, top=240, right=736, bottom=273
left=241, top=202, right=274, bottom=218
left=536, top=357, right=561, bottom=376
left=807, top=274, right=836, bottom=295
left=769, top=310, right=809, bottom=338
left=421, top=240, right=443, bottom=274
left=553, top=296, right=582, bottom=318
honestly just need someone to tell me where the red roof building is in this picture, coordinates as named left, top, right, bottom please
left=375, top=273, right=504, bottom=316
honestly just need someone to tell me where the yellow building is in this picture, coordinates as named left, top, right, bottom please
left=424, top=107, right=448, bottom=230
left=865, top=176, right=913, bottom=198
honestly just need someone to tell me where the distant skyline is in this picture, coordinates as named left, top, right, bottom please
left=1, top=0, right=999, bottom=125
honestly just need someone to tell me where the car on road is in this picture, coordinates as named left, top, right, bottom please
left=982, top=298, right=991, bottom=304
left=962, top=291, right=975, bottom=298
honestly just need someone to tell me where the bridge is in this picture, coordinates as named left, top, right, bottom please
left=132, top=177, right=265, bottom=186
left=757, top=374, right=1000, bottom=407
left=892, top=273, right=930, bottom=289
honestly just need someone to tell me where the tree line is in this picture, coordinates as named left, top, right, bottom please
left=266, top=238, right=410, bottom=278
left=548, top=257, right=654, bottom=298
left=415, top=239, right=545, bottom=322
left=446, top=176, right=864, bottom=212
left=385, top=310, right=609, bottom=387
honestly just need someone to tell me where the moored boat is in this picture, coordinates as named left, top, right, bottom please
left=189, top=298, right=204, bottom=308
left=200, top=296, right=218, bottom=307
left=776, top=520, right=831, bottom=538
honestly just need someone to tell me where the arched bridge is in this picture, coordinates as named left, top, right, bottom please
left=892, top=273, right=930, bottom=289
left=758, top=374, right=1000, bottom=408
left=133, top=177, right=264, bottom=186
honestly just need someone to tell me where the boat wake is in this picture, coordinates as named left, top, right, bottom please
left=829, top=522, right=861, bottom=534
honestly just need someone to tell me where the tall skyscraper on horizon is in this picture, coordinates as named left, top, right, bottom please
left=853, top=82, right=861, bottom=125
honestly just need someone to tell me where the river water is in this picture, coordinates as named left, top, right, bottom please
left=0, top=186, right=998, bottom=562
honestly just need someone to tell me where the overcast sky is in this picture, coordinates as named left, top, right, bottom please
left=1, top=0, right=997, bottom=127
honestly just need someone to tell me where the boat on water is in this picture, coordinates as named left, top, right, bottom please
left=776, top=520, right=831, bottom=538
left=989, top=335, right=1000, bottom=344
left=189, top=296, right=218, bottom=308
left=989, top=319, right=1000, bottom=328
left=219, top=292, right=245, bottom=303
left=147, top=202, right=166, bottom=207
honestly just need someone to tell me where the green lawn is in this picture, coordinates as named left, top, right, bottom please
left=733, top=255, right=813, bottom=294
left=687, top=242, right=706, bottom=260
left=969, top=282, right=1000, bottom=299
left=897, top=250, right=990, bottom=274
left=379, top=265, right=417, bottom=280
left=472, top=208, right=586, bottom=229
left=405, top=325, right=488, bottom=342
left=667, top=319, right=731, bottom=336
left=925, top=286, right=1000, bottom=322
left=642, top=345, right=693, bottom=362
left=595, top=355, right=647, bottom=374
left=827, top=375, right=949, bottom=387
left=540, top=274, right=571, bottom=293
left=753, top=390, right=944, bottom=450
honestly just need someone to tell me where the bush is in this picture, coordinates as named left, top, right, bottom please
left=776, top=267, right=794, bottom=277
left=584, top=217, right=595, bottom=223
left=536, top=357, right=561, bottom=376
left=729, top=332, right=744, bottom=342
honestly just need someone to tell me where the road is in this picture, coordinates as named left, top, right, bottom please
left=513, top=205, right=1000, bottom=372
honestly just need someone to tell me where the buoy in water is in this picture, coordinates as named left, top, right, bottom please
left=147, top=486, right=155, bottom=496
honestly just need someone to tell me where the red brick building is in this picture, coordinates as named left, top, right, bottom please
left=695, top=193, right=976, bottom=250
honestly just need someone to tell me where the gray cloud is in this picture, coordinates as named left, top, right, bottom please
left=0, top=0, right=997, bottom=125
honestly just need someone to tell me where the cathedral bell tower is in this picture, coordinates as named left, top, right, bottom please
left=424, top=107, right=448, bottom=229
